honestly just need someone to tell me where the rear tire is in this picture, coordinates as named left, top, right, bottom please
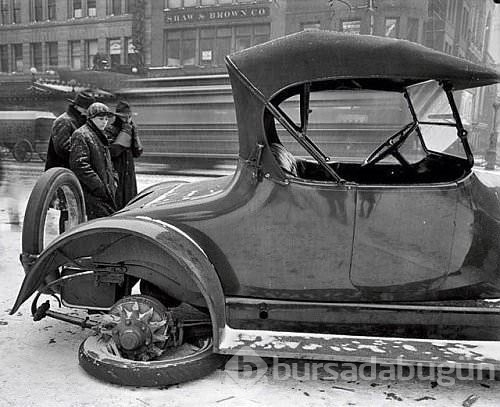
left=79, top=331, right=226, bottom=387
left=22, top=167, right=86, bottom=257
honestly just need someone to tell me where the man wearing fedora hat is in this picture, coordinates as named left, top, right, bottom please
left=45, top=90, right=95, bottom=170
left=105, top=100, right=143, bottom=210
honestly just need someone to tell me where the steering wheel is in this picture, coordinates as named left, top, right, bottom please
left=361, top=122, right=416, bottom=167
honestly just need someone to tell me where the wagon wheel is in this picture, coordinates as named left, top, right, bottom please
left=79, top=295, right=226, bottom=387
left=22, top=168, right=86, bottom=265
left=13, top=139, right=33, bottom=162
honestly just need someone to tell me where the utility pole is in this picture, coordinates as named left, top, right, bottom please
left=485, top=96, right=500, bottom=170
left=368, top=0, right=375, bottom=35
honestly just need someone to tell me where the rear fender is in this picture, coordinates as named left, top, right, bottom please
left=11, top=216, right=226, bottom=343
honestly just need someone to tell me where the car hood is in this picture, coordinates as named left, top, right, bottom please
left=121, top=175, right=233, bottom=211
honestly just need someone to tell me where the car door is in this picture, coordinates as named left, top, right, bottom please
left=350, top=183, right=458, bottom=299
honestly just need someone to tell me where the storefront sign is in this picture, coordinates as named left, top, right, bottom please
left=165, top=6, right=270, bottom=24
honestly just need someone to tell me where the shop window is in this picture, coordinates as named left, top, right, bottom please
left=108, top=38, right=121, bottom=67
left=31, top=43, right=42, bottom=70
left=124, top=0, right=130, bottom=14
left=48, top=0, right=56, bottom=20
left=200, top=28, right=216, bottom=66
left=254, top=24, right=270, bottom=45
left=407, top=17, right=419, bottom=43
left=166, top=31, right=181, bottom=66
left=0, top=45, right=8, bottom=72
left=342, top=20, right=361, bottom=34
left=12, top=44, right=23, bottom=72
left=385, top=17, right=399, bottom=38
left=85, top=39, right=98, bottom=69
left=87, top=0, right=96, bottom=17
left=13, top=0, right=21, bottom=23
left=201, top=0, right=216, bottom=5
left=0, top=0, right=8, bottom=25
left=216, top=27, right=232, bottom=65
left=70, top=40, right=81, bottom=70
left=235, top=26, right=251, bottom=52
left=47, top=41, right=58, bottom=67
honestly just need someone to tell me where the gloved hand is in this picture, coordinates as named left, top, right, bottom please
left=121, top=122, right=133, bottom=135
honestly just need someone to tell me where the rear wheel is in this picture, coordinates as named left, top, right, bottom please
left=22, top=167, right=86, bottom=258
left=79, top=295, right=225, bottom=387
left=13, top=139, right=33, bottom=162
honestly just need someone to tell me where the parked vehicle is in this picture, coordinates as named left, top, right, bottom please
left=11, top=31, right=500, bottom=386
left=0, top=111, right=55, bottom=162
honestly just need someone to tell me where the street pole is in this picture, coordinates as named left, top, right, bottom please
left=485, top=97, right=500, bottom=170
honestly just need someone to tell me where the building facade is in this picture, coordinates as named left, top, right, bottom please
left=0, top=0, right=149, bottom=74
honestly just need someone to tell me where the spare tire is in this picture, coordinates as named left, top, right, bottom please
left=22, top=167, right=86, bottom=258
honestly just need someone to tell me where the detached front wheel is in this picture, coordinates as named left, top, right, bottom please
left=79, top=295, right=226, bottom=387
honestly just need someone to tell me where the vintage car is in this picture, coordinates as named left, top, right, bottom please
left=10, top=31, right=500, bottom=386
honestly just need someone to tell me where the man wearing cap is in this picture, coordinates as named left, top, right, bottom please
left=69, top=102, right=117, bottom=220
left=105, top=100, right=143, bottom=210
left=45, top=91, right=96, bottom=170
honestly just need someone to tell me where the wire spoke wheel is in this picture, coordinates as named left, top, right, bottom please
left=22, top=168, right=86, bottom=259
left=13, top=139, right=33, bottom=162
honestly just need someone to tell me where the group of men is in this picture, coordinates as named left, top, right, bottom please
left=45, top=91, right=143, bottom=220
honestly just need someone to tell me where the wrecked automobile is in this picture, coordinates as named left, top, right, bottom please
left=11, top=31, right=500, bottom=386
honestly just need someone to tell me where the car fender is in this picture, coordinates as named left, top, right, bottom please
left=11, top=216, right=226, bottom=344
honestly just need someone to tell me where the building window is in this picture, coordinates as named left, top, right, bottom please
left=109, top=0, right=121, bottom=15
left=164, top=24, right=270, bottom=67
left=125, top=37, right=139, bottom=66
left=87, top=0, right=96, bottom=17
left=0, top=45, right=8, bottom=72
left=461, top=7, right=469, bottom=40
left=384, top=17, right=399, bottom=38
left=48, top=0, right=56, bottom=20
left=13, top=0, right=21, bottom=24
left=165, top=30, right=195, bottom=66
left=70, top=40, right=81, bottom=69
left=300, top=22, right=321, bottom=31
left=407, top=17, right=419, bottom=43
left=341, top=20, right=361, bottom=34
left=32, top=0, right=43, bottom=22
left=0, top=0, right=9, bottom=25
left=165, top=0, right=197, bottom=8
left=72, top=0, right=82, bottom=18
left=47, top=41, right=58, bottom=67
left=85, top=39, right=98, bottom=69
left=31, top=43, right=42, bottom=70
left=124, top=0, right=130, bottom=14
left=12, top=44, right=23, bottom=71
left=108, top=38, right=121, bottom=67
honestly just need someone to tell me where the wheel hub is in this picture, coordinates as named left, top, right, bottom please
left=99, top=295, right=182, bottom=361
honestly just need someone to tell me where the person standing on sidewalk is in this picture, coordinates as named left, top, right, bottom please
left=69, top=102, right=117, bottom=220
left=105, top=101, right=143, bottom=210
left=45, top=91, right=96, bottom=170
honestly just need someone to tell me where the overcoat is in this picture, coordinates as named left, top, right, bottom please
left=105, top=120, right=143, bottom=210
left=69, top=120, right=117, bottom=220
left=45, top=105, right=86, bottom=170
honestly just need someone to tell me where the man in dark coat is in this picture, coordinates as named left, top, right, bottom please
left=69, top=102, right=117, bottom=220
left=105, top=101, right=143, bottom=210
left=45, top=91, right=96, bottom=170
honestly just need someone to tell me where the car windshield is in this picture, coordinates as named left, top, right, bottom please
left=274, top=80, right=467, bottom=164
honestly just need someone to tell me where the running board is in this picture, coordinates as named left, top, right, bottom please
left=217, top=327, right=500, bottom=370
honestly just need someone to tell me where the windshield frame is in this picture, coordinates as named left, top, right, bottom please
left=267, top=79, right=473, bottom=180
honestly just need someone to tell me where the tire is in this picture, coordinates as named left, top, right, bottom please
left=13, top=139, right=33, bottom=162
left=79, top=335, right=227, bottom=387
left=22, top=167, right=86, bottom=257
